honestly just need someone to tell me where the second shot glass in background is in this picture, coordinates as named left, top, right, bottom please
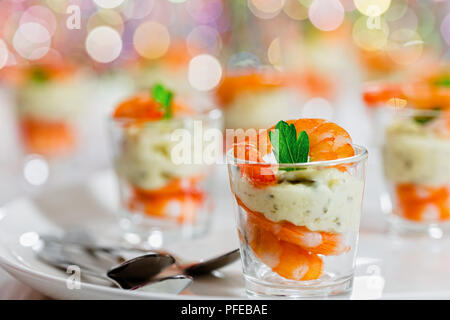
left=364, top=71, right=450, bottom=237
left=109, top=84, right=223, bottom=247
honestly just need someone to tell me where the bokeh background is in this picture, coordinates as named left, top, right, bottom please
left=0, top=0, right=449, bottom=217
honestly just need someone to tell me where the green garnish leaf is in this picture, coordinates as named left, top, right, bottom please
left=30, top=67, right=50, bottom=84
left=269, top=120, right=310, bottom=170
left=296, top=130, right=310, bottom=163
left=432, top=75, right=450, bottom=87
left=413, top=107, right=441, bottom=125
left=152, top=83, right=173, bottom=119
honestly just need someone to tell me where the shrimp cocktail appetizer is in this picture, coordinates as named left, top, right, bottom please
left=216, top=69, right=333, bottom=130
left=10, top=63, right=90, bottom=158
left=109, top=84, right=222, bottom=245
left=364, top=71, right=450, bottom=236
left=227, top=118, right=368, bottom=297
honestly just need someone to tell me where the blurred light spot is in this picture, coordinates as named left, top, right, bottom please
left=417, top=7, right=435, bottom=39
left=228, top=51, right=261, bottom=69
left=148, top=231, right=163, bottom=248
left=441, top=13, right=450, bottom=46
left=387, top=29, right=423, bottom=66
left=209, top=109, right=222, bottom=120
left=133, top=21, right=170, bottom=60
left=169, top=0, right=187, bottom=3
left=380, top=192, right=392, bottom=214
left=340, top=0, right=356, bottom=12
left=309, top=0, right=344, bottom=31
left=121, top=0, right=154, bottom=20
left=389, top=8, right=418, bottom=32
left=299, top=0, right=313, bottom=7
left=86, top=26, right=122, bottom=63
left=19, top=232, right=40, bottom=247
left=94, top=0, right=124, bottom=9
left=87, top=9, right=124, bottom=35
left=429, top=227, right=443, bottom=240
left=187, top=25, right=222, bottom=55
left=0, top=39, right=8, bottom=70
left=46, top=0, right=68, bottom=13
left=0, top=209, right=4, bottom=222
left=248, top=0, right=282, bottom=19
left=187, top=0, right=223, bottom=24
left=13, top=22, right=51, bottom=60
left=21, top=5, right=57, bottom=37
left=354, top=0, right=391, bottom=17
left=268, top=38, right=282, bottom=68
left=23, top=156, right=49, bottom=186
left=301, top=97, right=334, bottom=120
left=384, top=0, right=407, bottom=21
left=188, top=54, right=222, bottom=91
left=147, top=0, right=171, bottom=24
left=124, top=232, right=141, bottom=245
left=283, top=0, right=308, bottom=20
left=353, top=15, right=389, bottom=51
left=351, top=274, right=385, bottom=300
left=250, top=0, right=284, bottom=14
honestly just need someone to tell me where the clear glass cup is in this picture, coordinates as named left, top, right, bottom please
left=376, top=106, right=450, bottom=237
left=108, top=109, right=223, bottom=247
left=227, top=145, right=368, bottom=297
left=15, top=79, right=88, bottom=159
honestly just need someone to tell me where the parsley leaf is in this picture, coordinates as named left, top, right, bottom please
left=413, top=107, right=441, bottom=125
left=296, top=130, right=309, bottom=163
left=432, top=75, right=450, bottom=87
left=30, top=67, right=50, bottom=84
left=269, top=120, right=310, bottom=169
left=152, top=83, right=173, bottom=119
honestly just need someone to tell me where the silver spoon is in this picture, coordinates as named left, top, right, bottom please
left=37, top=240, right=191, bottom=293
left=42, top=231, right=240, bottom=276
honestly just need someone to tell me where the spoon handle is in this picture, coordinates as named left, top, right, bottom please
left=37, top=248, right=122, bottom=288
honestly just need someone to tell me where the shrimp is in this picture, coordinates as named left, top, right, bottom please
left=263, top=118, right=355, bottom=162
left=232, top=142, right=277, bottom=188
left=396, top=183, right=450, bottom=222
left=20, top=117, right=76, bottom=157
left=232, top=119, right=355, bottom=187
left=237, top=196, right=348, bottom=255
left=363, top=83, right=404, bottom=107
left=130, top=185, right=205, bottom=224
left=363, top=74, right=450, bottom=110
left=247, top=218, right=323, bottom=281
left=216, top=71, right=334, bottom=106
left=113, top=92, right=194, bottom=122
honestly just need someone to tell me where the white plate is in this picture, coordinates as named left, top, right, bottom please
left=1, top=169, right=450, bottom=300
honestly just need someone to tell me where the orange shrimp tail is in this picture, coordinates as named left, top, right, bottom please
left=396, top=183, right=450, bottom=222
left=233, top=142, right=277, bottom=188
left=129, top=177, right=205, bottom=224
left=20, top=117, right=77, bottom=157
left=247, top=217, right=323, bottom=281
left=363, top=83, right=405, bottom=107
left=237, top=196, right=348, bottom=255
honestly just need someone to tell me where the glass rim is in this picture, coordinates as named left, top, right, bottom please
left=108, top=107, right=223, bottom=125
left=226, top=144, right=368, bottom=167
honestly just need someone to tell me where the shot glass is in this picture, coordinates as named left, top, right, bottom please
left=14, top=68, right=91, bottom=159
left=227, top=146, right=368, bottom=297
left=376, top=106, right=450, bottom=237
left=109, top=109, right=223, bottom=246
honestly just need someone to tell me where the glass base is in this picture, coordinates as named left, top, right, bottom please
left=387, top=214, right=450, bottom=240
left=244, top=275, right=353, bottom=298
left=118, top=211, right=210, bottom=249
